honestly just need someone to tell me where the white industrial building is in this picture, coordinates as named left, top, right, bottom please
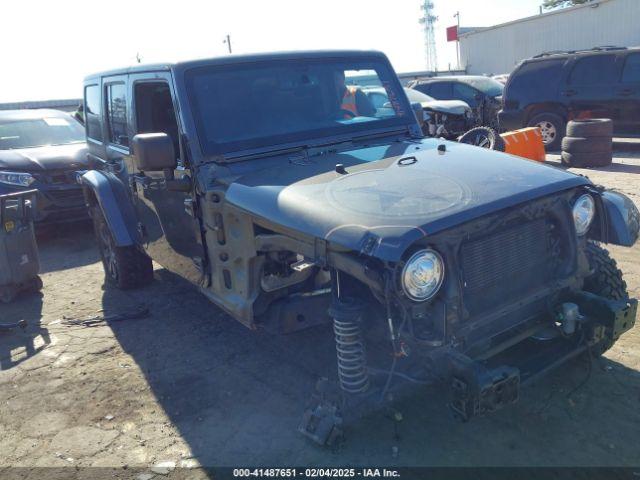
left=459, top=0, right=640, bottom=75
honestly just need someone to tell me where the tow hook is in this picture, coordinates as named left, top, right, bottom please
left=556, top=302, right=585, bottom=335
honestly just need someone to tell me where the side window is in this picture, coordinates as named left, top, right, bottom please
left=508, top=59, right=564, bottom=97
left=429, top=82, right=452, bottom=99
left=621, top=53, right=640, bottom=83
left=84, top=84, right=102, bottom=141
left=413, top=83, right=431, bottom=96
left=453, top=82, right=480, bottom=106
left=134, top=82, right=179, bottom=157
left=368, top=92, right=387, bottom=109
left=106, top=83, right=129, bottom=147
left=569, top=55, right=617, bottom=85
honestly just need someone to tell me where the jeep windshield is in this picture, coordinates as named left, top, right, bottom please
left=185, top=58, right=414, bottom=157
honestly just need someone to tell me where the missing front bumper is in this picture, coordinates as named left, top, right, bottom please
left=445, top=292, right=637, bottom=422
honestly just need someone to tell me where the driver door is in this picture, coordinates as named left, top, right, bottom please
left=126, top=72, right=205, bottom=285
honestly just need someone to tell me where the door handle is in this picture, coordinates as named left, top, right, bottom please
left=618, top=89, right=634, bottom=96
left=562, top=89, right=577, bottom=97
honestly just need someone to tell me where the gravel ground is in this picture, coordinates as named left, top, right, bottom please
left=1, top=145, right=639, bottom=475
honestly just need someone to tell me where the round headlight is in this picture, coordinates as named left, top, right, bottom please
left=401, top=249, right=445, bottom=301
left=573, top=194, right=595, bottom=236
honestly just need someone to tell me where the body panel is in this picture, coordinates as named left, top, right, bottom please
left=600, top=191, right=640, bottom=246
left=81, top=170, right=139, bottom=247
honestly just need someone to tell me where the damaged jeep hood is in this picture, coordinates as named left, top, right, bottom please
left=225, top=139, right=590, bottom=261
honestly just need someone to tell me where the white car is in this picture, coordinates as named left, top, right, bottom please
left=365, top=87, right=473, bottom=138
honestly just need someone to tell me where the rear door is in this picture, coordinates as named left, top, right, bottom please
left=564, top=53, right=621, bottom=126
left=103, top=77, right=131, bottom=183
left=618, top=52, right=640, bottom=134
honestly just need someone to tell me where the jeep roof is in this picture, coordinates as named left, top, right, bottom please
left=84, top=50, right=390, bottom=80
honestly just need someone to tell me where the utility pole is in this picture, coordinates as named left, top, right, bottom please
left=418, top=1, right=438, bottom=72
left=223, top=34, right=232, bottom=54
left=454, top=11, right=460, bottom=69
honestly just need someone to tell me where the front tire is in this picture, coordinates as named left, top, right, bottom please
left=91, top=205, right=153, bottom=289
left=584, top=242, right=627, bottom=301
left=583, top=242, right=628, bottom=355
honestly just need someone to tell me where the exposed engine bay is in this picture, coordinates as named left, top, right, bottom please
left=423, top=105, right=473, bottom=139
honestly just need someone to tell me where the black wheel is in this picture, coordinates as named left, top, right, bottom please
left=31, top=276, right=43, bottom=292
left=566, top=118, right=613, bottom=138
left=584, top=242, right=627, bottom=301
left=91, top=205, right=153, bottom=289
left=583, top=242, right=628, bottom=355
left=527, top=112, right=565, bottom=151
left=458, top=127, right=506, bottom=151
left=561, top=150, right=612, bottom=168
left=561, top=136, right=612, bottom=154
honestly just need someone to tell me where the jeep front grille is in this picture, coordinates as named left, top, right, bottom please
left=461, top=218, right=552, bottom=315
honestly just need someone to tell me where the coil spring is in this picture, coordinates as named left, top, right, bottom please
left=333, top=317, right=369, bottom=394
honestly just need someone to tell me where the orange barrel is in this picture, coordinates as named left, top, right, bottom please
left=500, top=127, right=546, bottom=162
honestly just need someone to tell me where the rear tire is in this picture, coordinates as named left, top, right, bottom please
left=561, top=136, right=612, bottom=154
left=561, top=150, right=612, bottom=168
left=566, top=118, right=613, bottom=138
left=583, top=242, right=628, bottom=356
left=528, top=112, right=565, bottom=151
left=91, top=205, right=153, bottom=289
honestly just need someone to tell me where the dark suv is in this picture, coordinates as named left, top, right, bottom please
left=81, top=51, right=638, bottom=444
left=499, top=46, right=640, bottom=150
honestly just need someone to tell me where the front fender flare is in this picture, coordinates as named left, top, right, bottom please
left=598, top=191, right=640, bottom=247
left=81, top=170, right=140, bottom=247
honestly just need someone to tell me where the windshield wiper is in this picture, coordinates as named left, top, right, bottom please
left=224, top=128, right=414, bottom=162
left=225, top=145, right=307, bottom=162
left=351, top=127, right=412, bottom=143
left=307, top=128, right=411, bottom=152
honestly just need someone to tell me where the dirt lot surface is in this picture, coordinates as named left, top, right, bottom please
left=1, top=145, right=640, bottom=475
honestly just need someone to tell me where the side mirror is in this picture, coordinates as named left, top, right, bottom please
left=411, top=102, right=425, bottom=128
left=131, top=133, right=176, bottom=172
left=474, top=93, right=484, bottom=101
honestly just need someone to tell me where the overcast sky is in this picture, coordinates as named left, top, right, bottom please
left=1, top=0, right=543, bottom=103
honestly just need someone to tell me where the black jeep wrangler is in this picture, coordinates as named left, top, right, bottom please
left=81, top=51, right=638, bottom=444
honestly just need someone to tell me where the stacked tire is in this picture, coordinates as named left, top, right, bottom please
left=561, top=119, right=613, bottom=167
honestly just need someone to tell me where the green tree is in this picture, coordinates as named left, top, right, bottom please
left=543, top=0, right=591, bottom=10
